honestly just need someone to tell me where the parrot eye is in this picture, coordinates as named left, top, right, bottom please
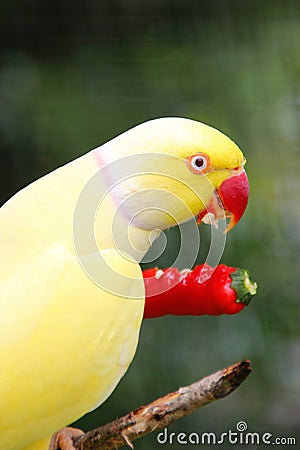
left=186, top=153, right=210, bottom=174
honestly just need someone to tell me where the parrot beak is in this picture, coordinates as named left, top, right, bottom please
left=198, top=169, right=249, bottom=232
left=217, top=168, right=249, bottom=232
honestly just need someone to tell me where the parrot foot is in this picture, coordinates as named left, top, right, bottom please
left=49, top=427, right=84, bottom=450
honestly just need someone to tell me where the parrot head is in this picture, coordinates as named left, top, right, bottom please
left=98, top=117, right=248, bottom=236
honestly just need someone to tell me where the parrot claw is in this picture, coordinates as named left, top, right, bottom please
left=49, top=427, right=84, bottom=450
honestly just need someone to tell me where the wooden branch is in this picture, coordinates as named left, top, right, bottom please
left=73, top=360, right=251, bottom=450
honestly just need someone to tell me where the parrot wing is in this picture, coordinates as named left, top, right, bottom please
left=0, top=243, right=144, bottom=450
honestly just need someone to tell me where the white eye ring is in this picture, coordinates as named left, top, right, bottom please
left=187, top=153, right=209, bottom=174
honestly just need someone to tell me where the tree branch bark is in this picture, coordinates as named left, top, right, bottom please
left=73, top=360, right=251, bottom=450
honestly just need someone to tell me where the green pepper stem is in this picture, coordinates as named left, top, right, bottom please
left=230, top=269, right=257, bottom=305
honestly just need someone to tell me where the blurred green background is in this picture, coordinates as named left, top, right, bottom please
left=1, top=0, right=300, bottom=448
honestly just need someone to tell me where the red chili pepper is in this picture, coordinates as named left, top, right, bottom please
left=143, top=264, right=257, bottom=319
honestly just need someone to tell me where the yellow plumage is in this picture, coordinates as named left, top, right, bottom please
left=0, top=117, right=245, bottom=449
left=0, top=244, right=144, bottom=449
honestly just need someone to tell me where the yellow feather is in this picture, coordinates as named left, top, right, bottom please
left=21, top=437, right=52, bottom=450
left=0, top=245, right=144, bottom=449
left=0, top=117, right=245, bottom=449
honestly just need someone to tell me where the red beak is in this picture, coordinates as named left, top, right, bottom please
left=217, top=169, right=249, bottom=232
left=197, top=169, right=249, bottom=232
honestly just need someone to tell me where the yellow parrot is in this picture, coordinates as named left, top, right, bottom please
left=0, top=117, right=249, bottom=450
